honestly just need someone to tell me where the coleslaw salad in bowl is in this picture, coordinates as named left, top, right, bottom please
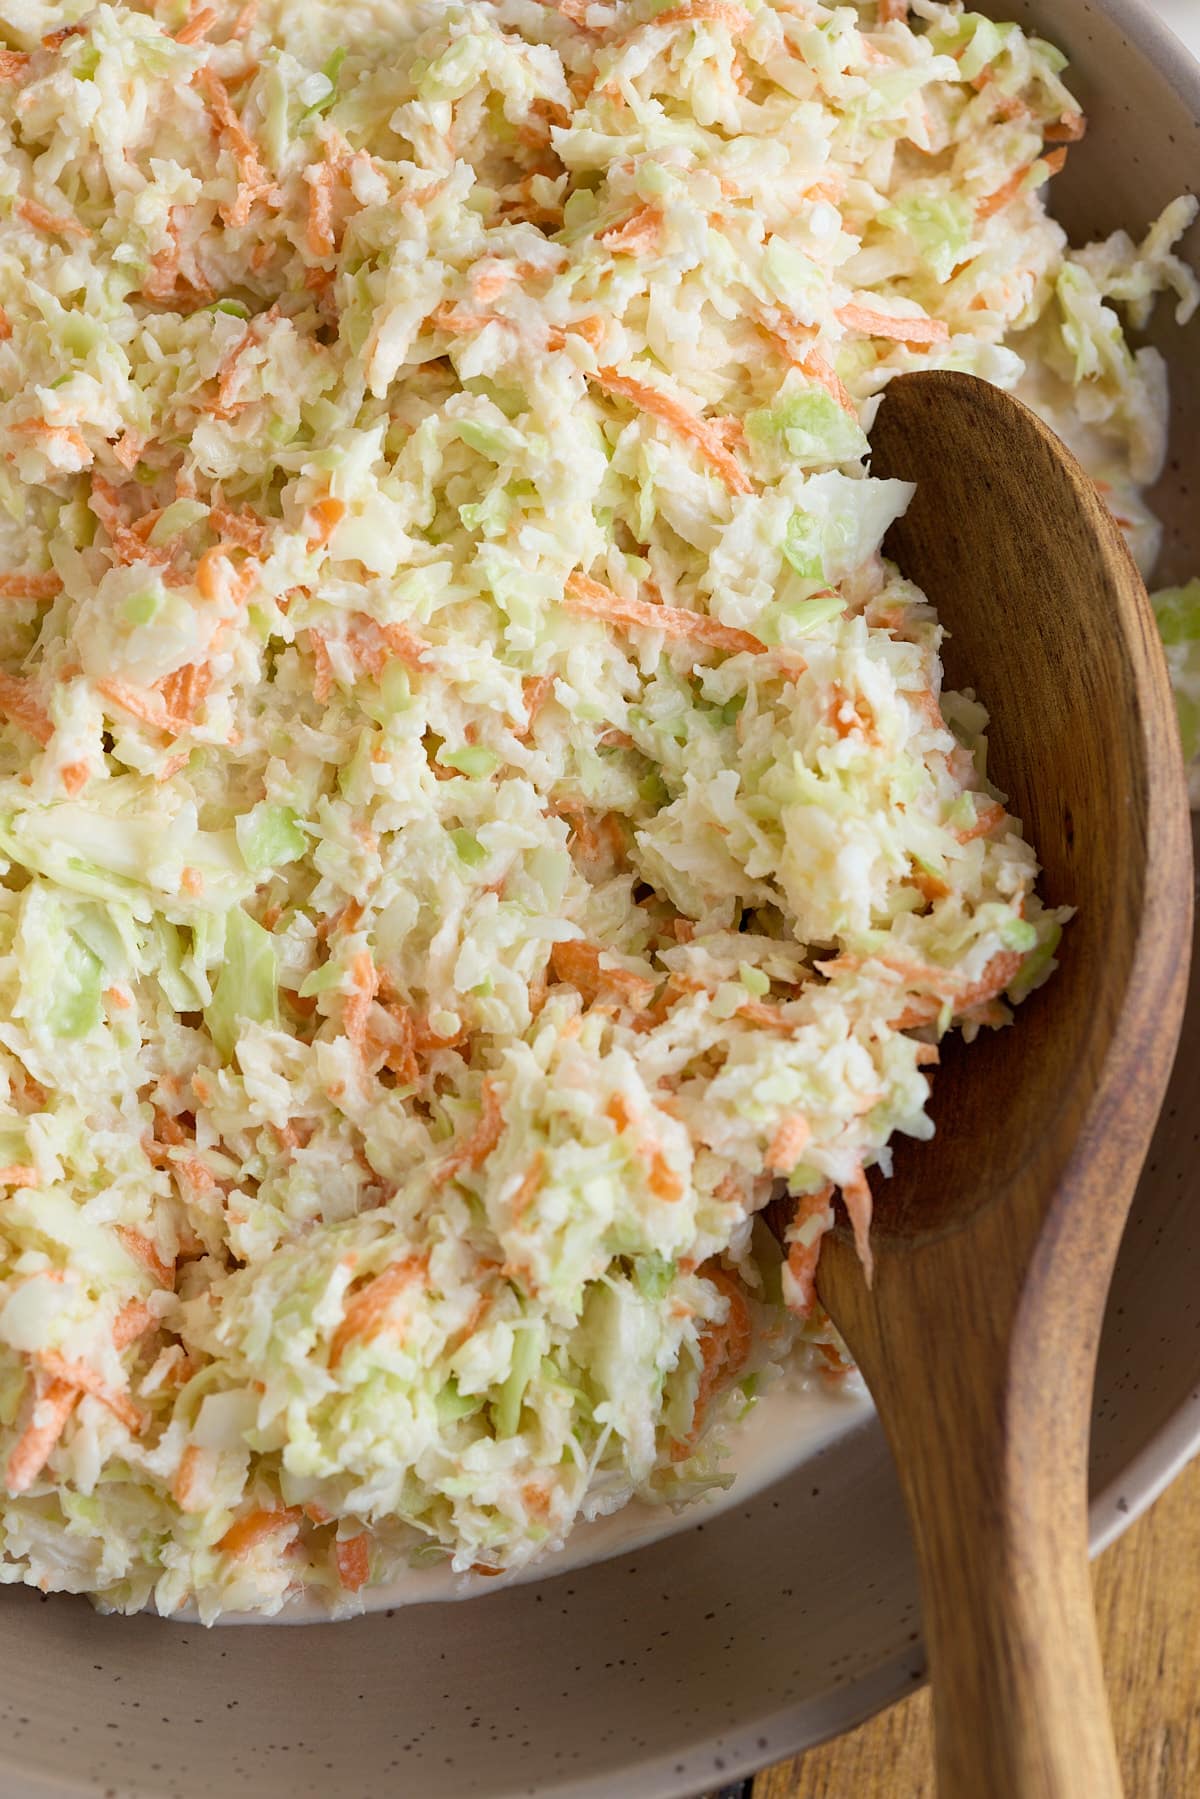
left=0, top=0, right=1195, bottom=1627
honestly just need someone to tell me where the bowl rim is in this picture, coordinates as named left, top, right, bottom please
left=626, top=4, right=1200, bottom=1791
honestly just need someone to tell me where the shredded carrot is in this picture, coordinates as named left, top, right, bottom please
left=509, top=1152, right=545, bottom=1226
left=306, top=628, right=333, bottom=702
left=955, top=950, right=1023, bottom=1013
left=816, top=950, right=960, bottom=999
left=432, top=302, right=501, bottom=335
left=782, top=1185, right=835, bottom=1321
left=209, top=499, right=266, bottom=553
left=218, top=1506, right=302, bottom=1558
left=5, top=1379, right=77, bottom=1495
left=797, top=347, right=856, bottom=415
left=306, top=496, right=345, bottom=551
left=590, top=366, right=752, bottom=495
left=977, top=149, right=1065, bottom=223
left=372, top=1001, right=419, bottom=1083
left=674, top=1265, right=751, bottom=1459
left=517, top=672, right=553, bottom=739
left=194, top=66, right=279, bottom=228
left=911, top=865, right=951, bottom=904
left=600, top=205, right=663, bottom=256
left=230, top=0, right=257, bottom=35
left=0, top=572, right=61, bottom=600
left=839, top=1168, right=874, bottom=1285
left=158, top=662, right=211, bottom=724
left=113, top=1298, right=156, bottom=1351
left=343, top=951, right=378, bottom=1052
left=1044, top=112, right=1086, bottom=143
left=546, top=314, right=607, bottom=353
left=836, top=302, right=949, bottom=346
left=646, top=1147, right=683, bottom=1202
left=564, top=571, right=766, bottom=657
left=16, top=197, right=89, bottom=239
left=305, top=162, right=338, bottom=258
left=827, top=680, right=880, bottom=743
left=432, top=1082, right=505, bottom=1190
left=549, top=938, right=657, bottom=1009
left=0, top=1164, right=36, bottom=1187
left=0, top=672, right=52, bottom=747
left=877, top=0, right=909, bottom=20
left=38, top=1351, right=144, bottom=1435
left=766, top=1113, right=810, bottom=1176
left=335, top=1533, right=371, bottom=1592
left=652, top=1, right=752, bottom=28
left=172, top=1443, right=208, bottom=1510
left=0, top=305, right=10, bottom=339
left=175, top=6, right=217, bottom=42
left=329, top=1256, right=429, bottom=1366
left=114, top=1225, right=175, bottom=1289
left=545, top=0, right=597, bottom=26
left=0, top=51, right=31, bottom=84
left=378, top=620, right=431, bottom=671
left=42, top=24, right=84, bottom=49
left=97, top=678, right=189, bottom=737
left=956, top=798, right=1007, bottom=844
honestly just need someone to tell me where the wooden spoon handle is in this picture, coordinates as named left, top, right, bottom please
left=820, top=1216, right=1124, bottom=1799
left=895, top=1376, right=1121, bottom=1798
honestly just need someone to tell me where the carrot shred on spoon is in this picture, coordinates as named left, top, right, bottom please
left=782, top=1184, right=836, bottom=1322
left=589, top=367, right=753, bottom=496
left=5, top=1379, right=78, bottom=1496
left=766, top=1113, right=810, bottom=1176
left=839, top=1167, right=875, bottom=1284
left=564, top=571, right=766, bottom=657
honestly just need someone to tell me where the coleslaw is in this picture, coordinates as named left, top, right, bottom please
left=0, top=0, right=1193, bottom=1620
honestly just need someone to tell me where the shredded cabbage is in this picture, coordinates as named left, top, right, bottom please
left=0, top=0, right=1191, bottom=1621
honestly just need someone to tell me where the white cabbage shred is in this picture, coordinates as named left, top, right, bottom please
left=0, top=0, right=1192, bottom=1619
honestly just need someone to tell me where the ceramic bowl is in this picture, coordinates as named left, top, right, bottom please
left=0, top=3, right=1196, bottom=1794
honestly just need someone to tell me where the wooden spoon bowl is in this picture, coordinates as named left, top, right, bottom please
left=815, top=370, right=1193, bottom=1797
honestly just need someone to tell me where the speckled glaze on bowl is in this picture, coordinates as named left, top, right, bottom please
left=0, top=4, right=1195, bottom=1794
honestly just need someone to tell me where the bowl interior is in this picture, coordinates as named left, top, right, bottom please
left=0, top=4, right=1195, bottom=1796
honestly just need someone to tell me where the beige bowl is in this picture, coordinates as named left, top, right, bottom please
left=1, top=4, right=1197, bottom=1794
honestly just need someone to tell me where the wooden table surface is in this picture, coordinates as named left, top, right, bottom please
left=705, top=1452, right=1200, bottom=1798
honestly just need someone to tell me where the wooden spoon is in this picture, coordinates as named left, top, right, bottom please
left=816, top=370, right=1193, bottom=1797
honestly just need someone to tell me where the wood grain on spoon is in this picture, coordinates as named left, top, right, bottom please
left=815, top=371, right=1192, bottom=1798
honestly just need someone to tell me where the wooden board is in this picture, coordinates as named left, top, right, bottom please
left=748, top=1454, right=1200, bottom=1796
